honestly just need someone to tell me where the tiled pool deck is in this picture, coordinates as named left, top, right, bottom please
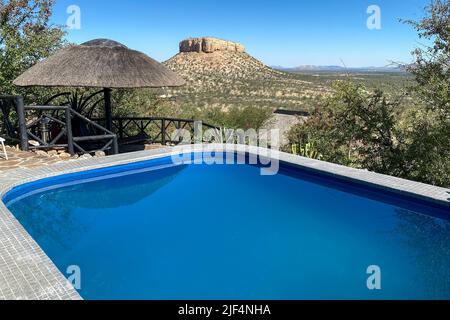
left=0, top=144, right=449, bottom=300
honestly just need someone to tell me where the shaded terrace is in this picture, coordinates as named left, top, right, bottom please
left=1, top=39, right=219, bottom=160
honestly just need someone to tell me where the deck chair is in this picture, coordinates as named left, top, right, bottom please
left=0, top=137, right=8, bottom=160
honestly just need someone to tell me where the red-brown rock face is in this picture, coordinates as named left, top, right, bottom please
left=179, top=37, right=245, bottom=53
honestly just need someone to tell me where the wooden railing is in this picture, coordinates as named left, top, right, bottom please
left=93, top=117, right=221, bottom=145
left=15, top=99, right=119, bottom=155
left=1, top=95, right=222, bottom=155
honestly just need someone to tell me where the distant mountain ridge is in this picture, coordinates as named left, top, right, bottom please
left=274, top=65, right=406, bottom=73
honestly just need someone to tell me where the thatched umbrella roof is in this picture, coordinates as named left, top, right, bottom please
left=13, top=39, right=185, bottom=132
left=13, top=39, right=186, bottom=88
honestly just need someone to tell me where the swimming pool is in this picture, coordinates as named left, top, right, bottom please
left=3, top=149, right=450, bottom=300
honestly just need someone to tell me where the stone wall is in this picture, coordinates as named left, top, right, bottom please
left=179, top=37, right=245, bottom=53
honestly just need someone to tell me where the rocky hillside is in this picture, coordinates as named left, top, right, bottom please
left=163, top=37, right=332, bottom=112
left=166, top=51, right=280, bottom=80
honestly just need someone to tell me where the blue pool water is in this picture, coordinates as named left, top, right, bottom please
left=4, top=154, right=450, bottom=300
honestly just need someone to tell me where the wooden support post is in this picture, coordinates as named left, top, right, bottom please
left=15, top=96, right=29, bottom=151
left=104, top=88, right=113, bottom=132
left=161, top=118, right=166, bottom=145
left=112, top=135, right=119, bottom=155
left=177, top=120, right=182, bottom=143
left=65, top=107, right=75, bottom=156
left=118, top=118, right=124, bottom=140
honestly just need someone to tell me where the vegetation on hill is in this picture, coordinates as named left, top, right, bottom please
left=163, top=49, right=320, bottom=129
left=164, top=50, right=332, bottom=114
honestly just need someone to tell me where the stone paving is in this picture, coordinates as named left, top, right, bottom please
left=0, top=143, right=165, bottom=173
left=0, top=146, right=70, bottom=172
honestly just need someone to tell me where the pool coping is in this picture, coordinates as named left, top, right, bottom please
left=0, top=144, right=449, bottom=300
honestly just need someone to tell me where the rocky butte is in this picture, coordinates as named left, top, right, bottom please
left=179, top=37, right=245, bottom=54
left=164, top=36, right=276, bottom=80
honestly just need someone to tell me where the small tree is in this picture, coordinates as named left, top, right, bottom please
left=404, top=0, right=450, bottom=116
left=401, top=0, right=450, bottom=186
left=287, top=81, right=408, bottom=175
left=0, top=0, right=66, bottom=97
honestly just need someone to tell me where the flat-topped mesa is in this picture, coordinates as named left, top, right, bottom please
left=179, top=37, right=245, bottom=53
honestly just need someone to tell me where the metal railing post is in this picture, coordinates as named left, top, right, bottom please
left=14, top=96, right=29, bottom=151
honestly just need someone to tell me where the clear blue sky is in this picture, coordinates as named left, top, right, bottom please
left=50, top=0, right=429, bottom=67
